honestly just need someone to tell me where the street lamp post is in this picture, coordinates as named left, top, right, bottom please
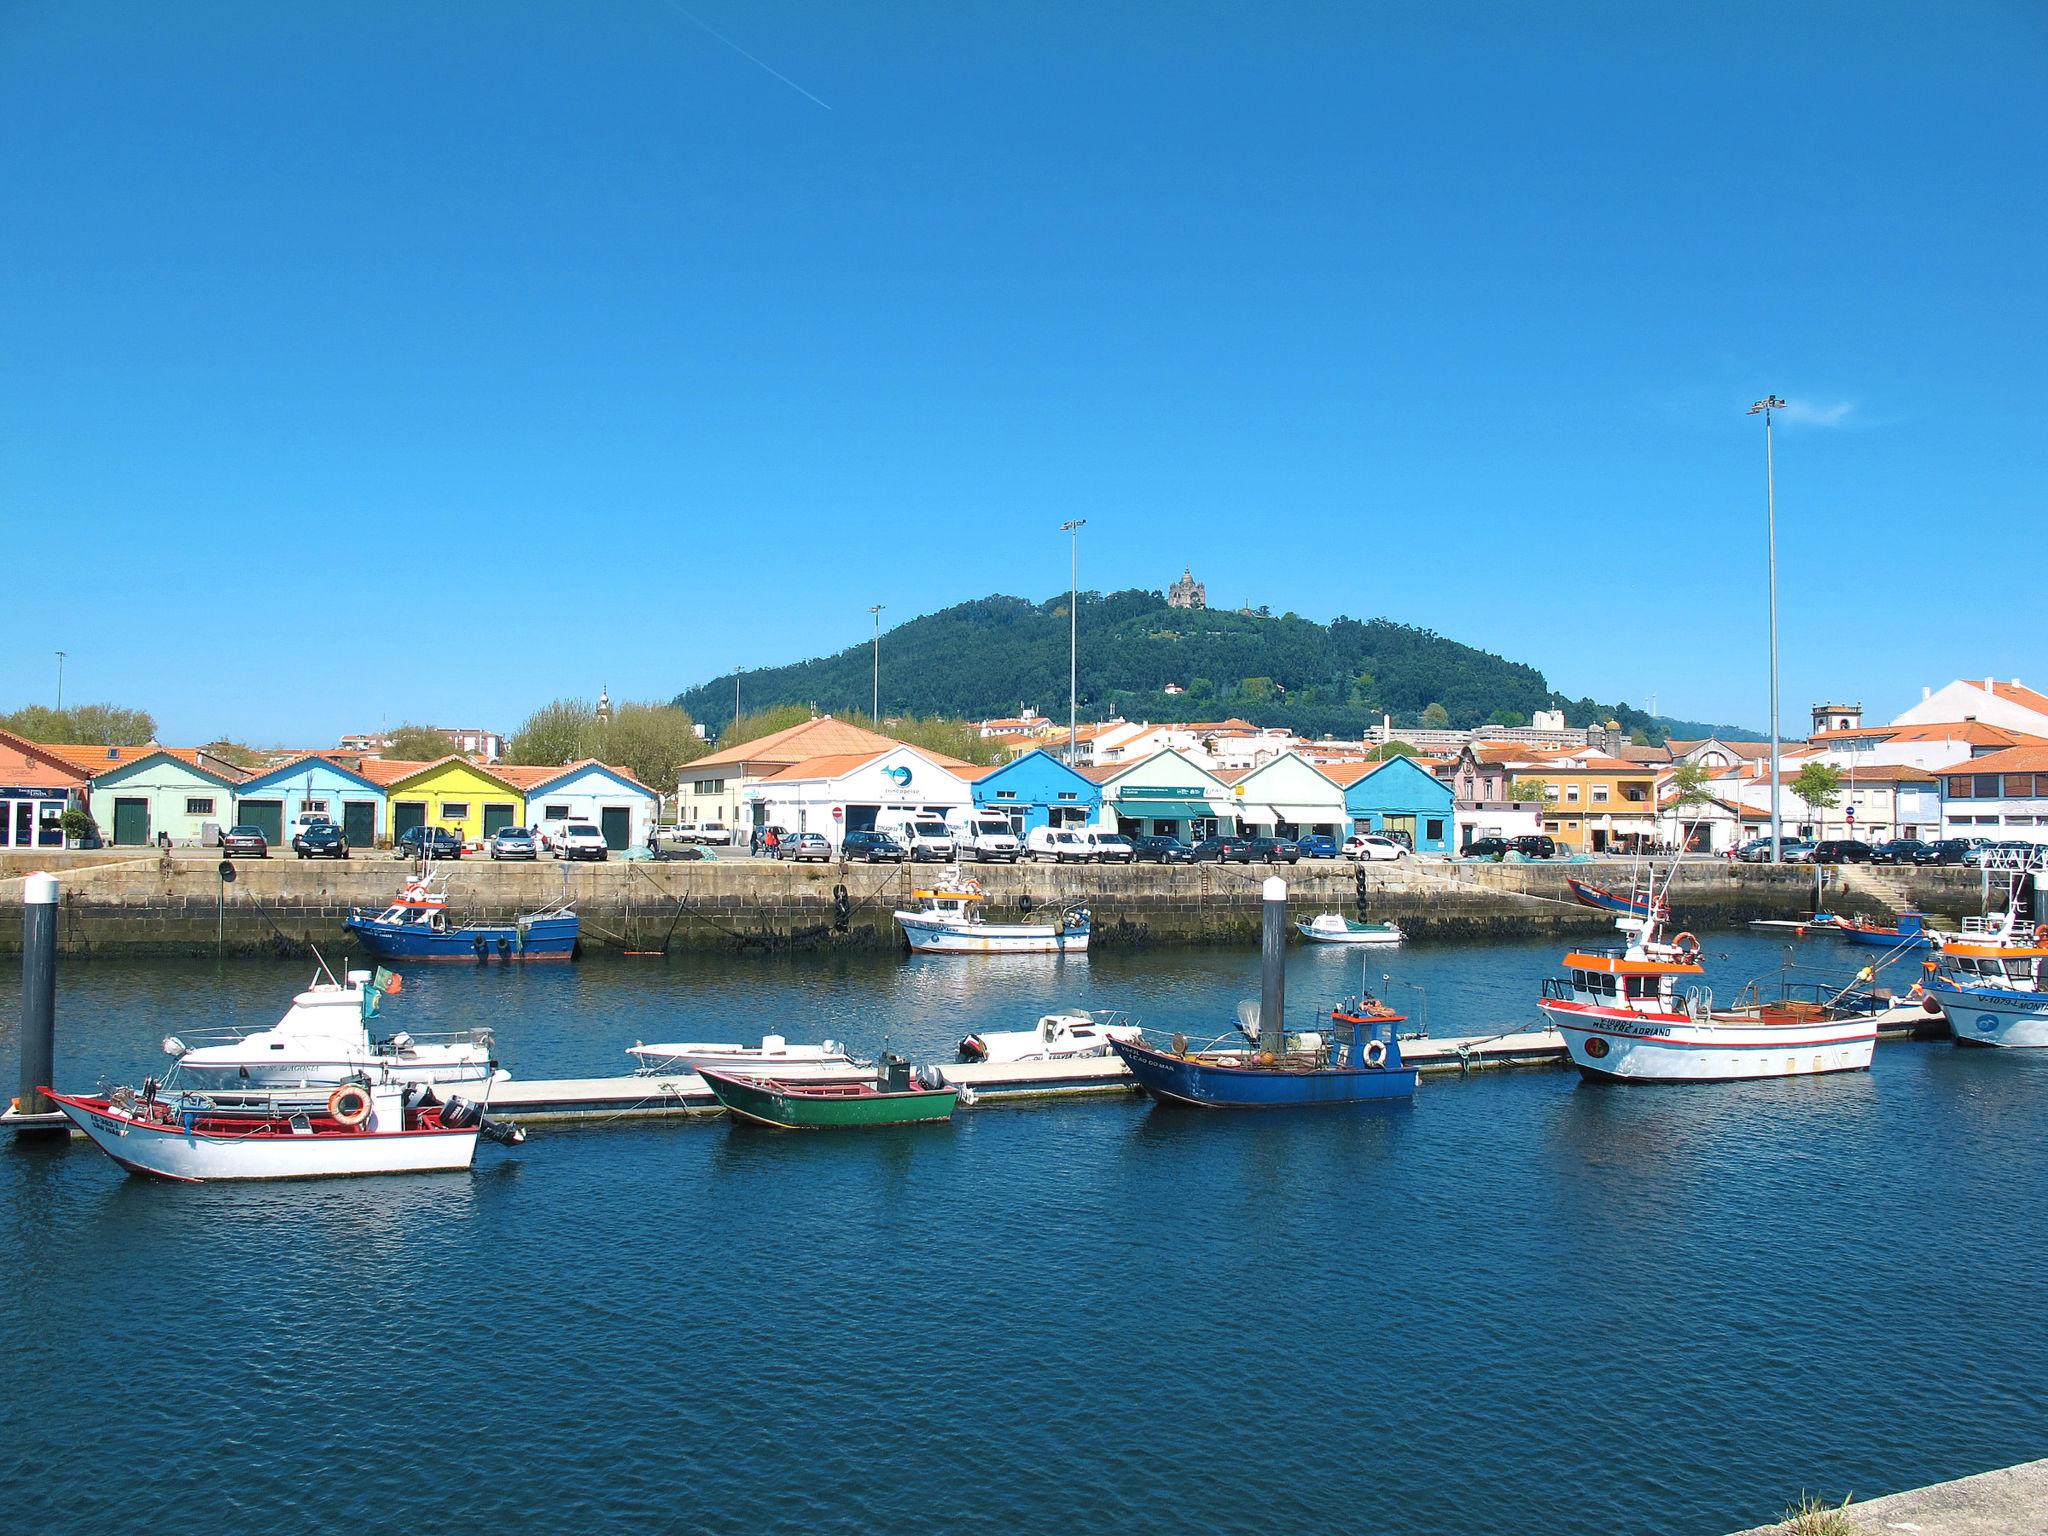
left=1060, top=519, right=1086, bottom=760
left=869, top=605, right=884, bottom=723
left=55, top=651, right=65, bottom=711
left=734, top=666, right=744, bottom=733
left=1750, top=395, right=1786, bottom=861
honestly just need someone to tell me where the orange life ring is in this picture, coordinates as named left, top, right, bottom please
left=1673, top=930, right=1701, bottom=955
left=328, top=1084, right=372, bottom=1126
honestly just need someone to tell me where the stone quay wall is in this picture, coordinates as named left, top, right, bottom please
left=0, top=849, right=1996, bottom=957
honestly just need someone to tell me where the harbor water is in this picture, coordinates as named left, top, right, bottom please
left=3, top=931, right=2045, bottom=1534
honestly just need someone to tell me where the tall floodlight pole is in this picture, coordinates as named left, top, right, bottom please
left=869, top=605, right=884, bottom=722
left=1060, top=520, right=1086, bottom=760
left=1750, top=396, right=1787, bottom=861
left=55, top=651, right=66, bottom=710
left=734, top=666, right=744, bottom=733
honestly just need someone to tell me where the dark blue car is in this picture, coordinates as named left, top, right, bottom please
left=394, top=826, right=464, bottom=861
left=1296, top=834, right=1339, bottom=859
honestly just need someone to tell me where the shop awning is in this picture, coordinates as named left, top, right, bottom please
left=1114, top=799, right=1225, bottom=819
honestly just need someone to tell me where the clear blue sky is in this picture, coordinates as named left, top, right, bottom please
left=5, top=1, right=2043, bottom=745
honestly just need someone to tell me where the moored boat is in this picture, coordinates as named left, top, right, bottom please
left=626, top=1034, right=868, bottom=1079
left=1565, top=875, right=1668, bottom=924
left=697, top=1053, right=958, bottom=1129
left=1835, top=912, right=1941, bottom=949
left=893, top=880, right=1090, bottom=955
left=958, top=1009, right=1142, bottom=1063
left=1537, top=926, right=1878, bottom=1082
left=1924, top=862, right=2048, bottom=1047
left=43, top=1081, right=523, bottom=1183
left=344, top=872, right=579, bottom=963
left=1109, top=997, right=1416, bottom=1109
left=1294, top=911, right=1404, bottom=946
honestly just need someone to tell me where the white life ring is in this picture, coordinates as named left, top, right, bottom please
left=1363, top=1038, right=1388, bottom=1068
left=328, top=1084, right=372, bottom=1126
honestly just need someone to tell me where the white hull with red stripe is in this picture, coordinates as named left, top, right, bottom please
left=1538, top=1000, right=1877, bottom=1082
left=45, top=1090, right=480, bottom=1182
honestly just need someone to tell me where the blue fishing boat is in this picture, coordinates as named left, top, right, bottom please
left=1109, top=998, right=1417, bottom=1108
left=344, top=873, right=580, bottom=963
left=1836, top=911, right=1938, bottom=949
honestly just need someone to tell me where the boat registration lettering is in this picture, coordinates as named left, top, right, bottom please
left=89, top=1113, right=128, bottom=1137
left=1595, top=1019, right=1672, bottom=1038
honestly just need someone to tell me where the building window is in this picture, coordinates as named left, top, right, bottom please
left=544, top=803, right=570, bottom=820
left=1565, top=786, right=1581, bottom=803
left=693, top=778, right=726, bottom=795
left=1057, top=792, right=1076, bottom=801
left=2005, top=773, right=2036, bottom=797
left=1425, top=818, right=1444, bottom=841
left=185, top=797, right=215, bottom=816
left=305, top=798, right=328, bottom=816
left=1592, top=787, right=1610, bottom=804
left=1975, top=774, right=2001, bottom=798
left=1948, top=776, right=1973, bottom=799
left=995, top=790, right=1016, bottom=800
left=442, top=802, right=470, bottom=821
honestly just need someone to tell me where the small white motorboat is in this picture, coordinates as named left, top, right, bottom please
left=43, top=1081, right=523, bottom=1184
left=626, top=1034, right=870, bottom=1080
left=958, top=1009, right=1144, bottom=1063
left=158, top=965, right=500, bottom=1113
left=894, top=879, right=1091, bottom=955
left=1295, top=912, right=1405, bottom=946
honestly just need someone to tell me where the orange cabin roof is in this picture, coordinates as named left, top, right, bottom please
left=1942, top=942, right=2048, bottom=960
left=1563, top=951, right=1704, bottom=975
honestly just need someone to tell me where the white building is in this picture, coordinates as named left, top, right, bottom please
left=675, top=715, right=930, bottom=831
left=1891, top=677, right=2048, bottom=736
left=747, top=745, right=974, bottom=847
left=1937, top=747, right=2048, bottom=845
left=502, top=760, right=660, bottom=850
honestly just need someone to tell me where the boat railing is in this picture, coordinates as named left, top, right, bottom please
left=1685, top=985, right=1714, bottom=1021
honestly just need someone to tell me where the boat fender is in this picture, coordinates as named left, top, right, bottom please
left=1018, top=892, right=1035, bottom=917
left=1363, top=1039, right=1388, bottom=1068
left=832, top=883, right=851, bottom=932
left=473, top=935, right=488, bottom=959
left=1922, top=995, right=1944, bottom=1015
left=328, top=1084, right=373, bottom=1126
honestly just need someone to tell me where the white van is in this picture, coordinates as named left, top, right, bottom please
left=875, top=809, right=956, bottom=862
left=1025, top=826, right=1089, bottom=863
left=1077, top=829, right=1136, bottom=863
left=944, top=807, right=1021, bottom=863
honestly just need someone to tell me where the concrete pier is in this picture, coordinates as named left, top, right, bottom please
left=1731, top=1455, right=2048, bottom=1534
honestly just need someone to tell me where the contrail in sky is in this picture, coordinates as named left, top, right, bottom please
left=658, top=0, right=834, bottom=111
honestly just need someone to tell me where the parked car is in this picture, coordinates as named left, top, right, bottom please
left=692, top=821, right=737, bottom=847
left=652, top=823, right=695, bottom=851
left=1025, top=827, right=1090, bottom=863
left=490, top=826, right=538, bottom=861
left=1913, top=837, right=1980, bottom=866
left=554, top=823, right=610, bottom=862
left=1778, top=839, right=1819, bottom=864
left=1461, top=836, right=1513, bottom=861
left=1189, top=835, right=1258, bottom=863
left=1965, top=839, right=2038, bottom=867
left=292, top=822, right=349, bottom=860
left=841, top=830, right=907, bottom=863
left=1249, top=836, right=1302, bottom=864
left=1512, top=834, right=1559, bottom=860
left=1079, top=830, right=1137, bottom=863
left=394, top=826, right=464, bottom=861
left=1811, top=839, right=1874, bottom=865
left=1131, top=835, right=1193, bottom=863
left=221, top=825, right=269, bottom=859
left=1868, top=839, right=1930, bottom=866
left=406, top=826, right=464, bottom=860
left=1733, top=836, right=1813, bottom=863
left=776, top=832, right=833, bottom=863
left=1344, top=834, right=1406, bottom=862
left=945, top=808, right=1023, bottom=863
left=1296, top=834, right=1340, bottom=859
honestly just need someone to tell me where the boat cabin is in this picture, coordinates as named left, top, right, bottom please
left=1546, top=947, right=1704, bottom=1014
left=908, top=889, right=987, bottom=922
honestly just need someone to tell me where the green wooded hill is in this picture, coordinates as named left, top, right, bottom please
left=673, top=591, right=1762, bottom=743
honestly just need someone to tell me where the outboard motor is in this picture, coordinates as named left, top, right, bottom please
left=957, top=1034, right=988, bottom=1061
left=914, top=1064, right=948, bottom=1091
left=440, top=1095, right=482, bottom=1129
left=478, top=1115, right=527, bottom=1146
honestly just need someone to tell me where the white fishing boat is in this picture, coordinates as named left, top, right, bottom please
left=42, top=1081, right=522, bottom=1184
left=957, top=1009, right=1143, bottom=1063
left=157, top=965, right=500, bottom=1113
left=626, top=1034, right=870, bottom=1080
left=1537, top=922, right=1878, bottom=1082
left=1925, top=854, right=2048, bottom=1047
left=1294, top=912, right=1405, bottom=946
left=893, top=880, right=1091, bottom=955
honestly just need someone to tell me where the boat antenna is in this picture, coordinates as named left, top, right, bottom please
left=309, top=942, right=338, bottom=987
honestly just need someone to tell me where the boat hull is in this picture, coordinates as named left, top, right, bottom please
left=45, top=1092, right=479, bottom=1182
left=696, top=1070, right=957, bottom=1129
left=1838, top=925, right=1934, bottom=949
left=1109, top=1037, right=1416, bottom=1108
left=1926, top=985, right=2048, bottom=1048
left=1564, top=876, right=1662, bottom=921
left=894, top=915, right=1089, bottom=954
left=343, top=912, right=580, bottom=962
left=1538, top=1000, right=1878, bottom=1081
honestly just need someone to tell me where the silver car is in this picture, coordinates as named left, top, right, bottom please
left=775, top=832, right=833, bottom=863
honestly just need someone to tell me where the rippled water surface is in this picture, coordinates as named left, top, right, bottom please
left=3, top=931, right=2045, bottom=1534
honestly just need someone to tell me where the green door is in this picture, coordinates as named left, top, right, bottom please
left=483, top=802, right=516, bottom=837
left=600, top=806, right=631, bottom=849
left=241, top=800, right=284, bottom=845
left=112, top=798, right=149, bottom=845
left=394, top=801, right=426, bottom=838
left=342, top=801, right=376, bottom=846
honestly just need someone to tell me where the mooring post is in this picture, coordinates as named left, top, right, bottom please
left=19, top=871, right=58, bottom=1115
left=1259, top=875, right=1287, bottom=1056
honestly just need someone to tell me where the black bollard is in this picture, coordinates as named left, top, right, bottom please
left=18, top=871, right=57, bottom=1116
left=1259, top=875, right=1287, bottom=1056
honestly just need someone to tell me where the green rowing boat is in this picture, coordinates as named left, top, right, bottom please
left=697, top=1057, right=958, bottom=1130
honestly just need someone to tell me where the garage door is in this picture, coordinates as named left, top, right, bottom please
left=241, top=800, right=284, bottom=845
left=343, top=801, right=376, bottom=846
left=600, top=805, right=631, bottom=849
left=483, top=802, right=516, bottom=837
left=393, top=801, right=426, bottom=838
left=112, top=798, right=149, bottom=846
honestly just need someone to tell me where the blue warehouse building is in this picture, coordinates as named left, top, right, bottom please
left=1329, top=755, right=1455, bottom=853
left=968, top=748, right=1102, bottom=834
